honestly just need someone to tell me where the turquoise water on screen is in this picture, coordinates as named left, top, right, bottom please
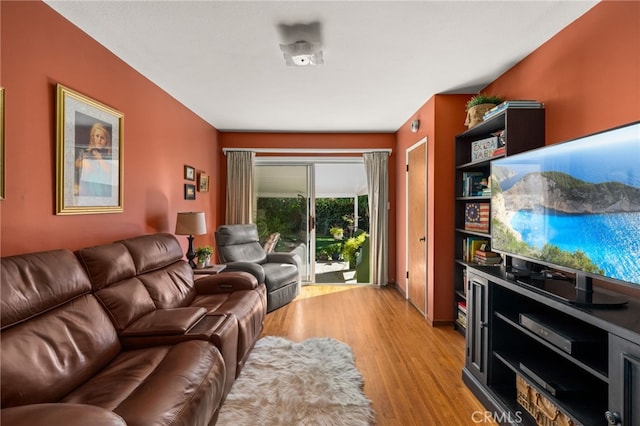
left=511, top=211, right=640, bottom=284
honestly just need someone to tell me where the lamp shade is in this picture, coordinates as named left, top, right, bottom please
left=175, top=212, right=207, bottom=235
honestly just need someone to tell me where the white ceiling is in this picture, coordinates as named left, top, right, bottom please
left=44, top=0, right=598, bottom=133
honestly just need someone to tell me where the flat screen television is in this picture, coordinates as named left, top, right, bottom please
left=491, top=121, right=640, bottom=307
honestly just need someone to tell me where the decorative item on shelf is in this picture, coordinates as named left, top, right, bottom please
left=195, top=245, right=213, bottom=269
left=464, top=94, right=504, bottom=129
left=516, top=374, right=574, bottom=426
left=464, top=202, right=490, bottom=233
left=175, top=211, right=207, bottom=268
left=471, top=136, right=500, bottom=162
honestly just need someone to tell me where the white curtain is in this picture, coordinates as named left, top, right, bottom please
left=363, top=151, right=389, bottom=286
left=225, top=151, right=255, bottom=224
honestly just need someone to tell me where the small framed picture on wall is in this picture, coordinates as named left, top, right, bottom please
left=184, top=165, right=195, bottom=181
left=184, top=183, right=196, bottom=200
left=198, top=172, right=209, bottom=192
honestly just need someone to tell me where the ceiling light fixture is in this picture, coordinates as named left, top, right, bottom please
left=279, top=40, right=324, bottom=66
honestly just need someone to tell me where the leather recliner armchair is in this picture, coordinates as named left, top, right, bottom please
left=215, top=224, right=300, bottom=312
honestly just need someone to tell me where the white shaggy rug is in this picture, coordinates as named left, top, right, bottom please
left=216, top=336, right=375, bottom=425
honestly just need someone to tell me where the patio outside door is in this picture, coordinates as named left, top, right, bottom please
left=254, top=164, right=314, bottom=282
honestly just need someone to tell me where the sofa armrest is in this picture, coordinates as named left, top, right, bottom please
left=219, top=262, right=265, bottom=283
left=195, top=271, right=259, bottom=294
left=267, top=252, right=302, bottom=268
left=120, top=307, right=207, bottom=336
left=1, top=404, right=127, bottom=426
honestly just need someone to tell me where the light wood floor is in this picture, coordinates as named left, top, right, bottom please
left=261, top=285, right=496, bottom=425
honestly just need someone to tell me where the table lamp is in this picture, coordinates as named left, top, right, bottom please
left=175, top=211, right=207, bottom=268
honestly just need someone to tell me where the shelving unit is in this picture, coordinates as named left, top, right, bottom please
left=463, top=265, right=640, bottom=426
left=453, top=108, right=545, bottom=335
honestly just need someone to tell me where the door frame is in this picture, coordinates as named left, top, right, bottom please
left=405, top=137, right=428, bottom=312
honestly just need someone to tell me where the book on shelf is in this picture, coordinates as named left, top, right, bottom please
left=464, top=203, right=490, bottom=233
left=457, top=302, right=467, bottom=327
left=463, top=237, right=489, bottom=262
left=474, top=249, right=500, bottom=259
left=462, top=172, right=488, bottom=197
left=473, top=255, right=502, bottom=266
left=483, top=100, right=544, bottom=120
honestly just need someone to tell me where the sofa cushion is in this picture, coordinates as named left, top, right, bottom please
left=136, top=261, right=196, bottom=308
left=1, top=250, right=92, bottom=329
left=60, top=340, right=225, bottom=426
left=1, top=250, right=122, bottom=408
left=75, top=243, right=136, bottom=290
left=76, top=243, right=157, bottom=331
left=117, top=233, right=184, bottom=274
left=215, top=224, right=268, bottom=264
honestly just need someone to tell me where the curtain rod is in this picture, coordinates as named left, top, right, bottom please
left=222, top=148, right=392, bottom=155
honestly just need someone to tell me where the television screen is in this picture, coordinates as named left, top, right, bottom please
left=491, top=121, right=640, bottom=288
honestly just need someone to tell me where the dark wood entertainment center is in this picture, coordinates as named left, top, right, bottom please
left=455, top=109, right=640, bottom=425
left=463, top=263, right=640, bottom=425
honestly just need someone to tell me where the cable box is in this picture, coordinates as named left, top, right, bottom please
left=518, top=312, right=600, bottom=354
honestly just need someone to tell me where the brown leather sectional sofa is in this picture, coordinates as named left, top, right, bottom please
left=1, top=233, right=267, bottom=426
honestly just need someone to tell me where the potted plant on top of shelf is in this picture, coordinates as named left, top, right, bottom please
left=464, top=94, right=504, bottom=129
left=195, top=246, right=213, bottom=268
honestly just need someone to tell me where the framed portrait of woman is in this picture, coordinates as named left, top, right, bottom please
left=56, top=84, right=124, bottom=214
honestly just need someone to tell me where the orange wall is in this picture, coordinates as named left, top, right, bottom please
left=394, top=0, right=640, bottom=323
left=395, top=94, right=469, bottom=324
left=0, top=1, right=220, bottom=256
left=483, top=0, right=640, bottom=145
left=219, top=132, right=397, bottom=278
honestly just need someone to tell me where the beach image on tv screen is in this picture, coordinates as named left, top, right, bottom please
left=491, top=123, right=640, bottom=285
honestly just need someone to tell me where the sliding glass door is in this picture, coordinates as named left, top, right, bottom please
left=253, top=164, right=314, bottom=282
left=254, top=158, right=369, bottom=284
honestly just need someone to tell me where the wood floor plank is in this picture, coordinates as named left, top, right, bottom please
left=261, top=285, right=497, bottom=425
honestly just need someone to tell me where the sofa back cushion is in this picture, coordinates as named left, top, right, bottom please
left=118, top=233, right=196, bottom=308
left=215, top=224, right=268, bottom=264
left=76, top=243, right=157, bottom=332
left=1, top=250, right=121, bottom=407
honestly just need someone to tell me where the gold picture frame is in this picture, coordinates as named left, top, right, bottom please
left=56, top=84, right=124, bottom=214
left=198, top=172, right=209, bottom=192
left=0, top=87, right=5, bottom=200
